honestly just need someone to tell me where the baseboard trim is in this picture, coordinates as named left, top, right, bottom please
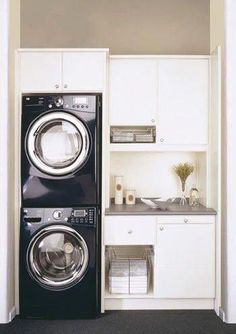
left=105, top=298, right=215, bottom=310
left=9, top=306, right=16, bottom=322
left=219, top=307, right=225, bottom=322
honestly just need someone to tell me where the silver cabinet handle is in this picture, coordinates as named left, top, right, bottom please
left=184, top=218, right=188, bottom=223
left=160, top=138, right=164, bottom=142
left=151, top=119, right=155, bottom=123
left=64, top=84, right=68, bottom=88
left=159, top=226, right=164, bottom=231
left=128, top=230, right=133, bottom=234
left=55, top=84, right=59, bottom=89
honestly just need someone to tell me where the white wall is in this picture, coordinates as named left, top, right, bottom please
left=224, top=0, right=236, bottom=323
left=0, top=0, right=11, bottom=323
left=110, top=152, right=206, bottom=202
left=210, top=0, right=225, bottom=320
left=20, top=0, right=210, bottom=54
left=0, top=0, right=20, bottom=323
left=211, top=0, right=236, bottom=324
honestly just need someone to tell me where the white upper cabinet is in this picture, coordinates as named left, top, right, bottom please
left=109, top=59, right=158, bottom=126
left=157, top=59, right=209, bottom=145
left=20, top=52, right=62, bottom=92
left=62, top=52, right=106, bottom=91
left=156, top=217, right=215, bottom=298
left=19, top=50, right=107, bottom=93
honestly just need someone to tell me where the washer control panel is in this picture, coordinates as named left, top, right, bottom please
left=23, top=207, right=97, bottom=227
left=70, top=208, right=96, bottom=226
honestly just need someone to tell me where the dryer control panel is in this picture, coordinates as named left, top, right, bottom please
left=22, top=94, right=98, bottom=113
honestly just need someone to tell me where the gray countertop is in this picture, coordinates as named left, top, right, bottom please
left=105, top=202, right=216, bottom=216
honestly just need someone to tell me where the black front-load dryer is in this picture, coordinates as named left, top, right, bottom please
left=21, top=94, right=102, bottom=207
left=20, top=207, right=100, bottom=319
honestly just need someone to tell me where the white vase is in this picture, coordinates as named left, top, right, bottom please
left=114, top=176, right=124, bottom=205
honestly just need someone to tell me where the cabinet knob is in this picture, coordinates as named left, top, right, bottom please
left=64, top=84, right=68, bottom=88
left=159, top=226, right=164, bottom=231
left=55, top=84, right=59, bottom=89
left=160, top=138, right=164, bottom=143
left=184, top=218, right=188, bottom=223
left=151, top=119, right=155, bottom=123
left=128, top=230, right=133, bottom=234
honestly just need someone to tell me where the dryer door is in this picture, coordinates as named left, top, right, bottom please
left=26, top=112, right=90, bottom=176
left=27, top=225, right=89, bottom=290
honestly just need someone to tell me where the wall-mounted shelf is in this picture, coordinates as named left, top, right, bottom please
left=109, top=143, right=208, bottom=152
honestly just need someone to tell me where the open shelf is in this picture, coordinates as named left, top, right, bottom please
left=109, top=143, right=208, bottom=152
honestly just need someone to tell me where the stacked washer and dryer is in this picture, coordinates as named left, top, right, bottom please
left=20, top=94, right=102, bottom=318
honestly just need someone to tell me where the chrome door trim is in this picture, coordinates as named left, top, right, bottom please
left=27, top=225, right=89, bottom=290
left=27, top=112, right=90, bottom=176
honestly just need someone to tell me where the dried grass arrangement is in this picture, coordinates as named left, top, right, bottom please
left=174, top=162, right=194, bottom=192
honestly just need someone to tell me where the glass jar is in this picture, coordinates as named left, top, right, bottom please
left=189, top=185, right=200, bottom=206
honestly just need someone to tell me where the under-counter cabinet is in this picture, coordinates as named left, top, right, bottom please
left=19, top=50, right=108, bottom=92
left=104, top=215, right=215, bottom=303
left=156, top=215, right=215, bottom=298
left=109, top=58, right=158, bottom=126
left=104, top=216, right=156, bottom=299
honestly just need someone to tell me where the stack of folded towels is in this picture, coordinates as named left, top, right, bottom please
left=109, top=259, right=148, bottom=294
left=129, top=259, right=148, bottom=294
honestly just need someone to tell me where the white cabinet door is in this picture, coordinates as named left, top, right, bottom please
left=158, top=59, right=209, bottom=145
left=156, top=222, right=215, bottom=298
left=62, top=52, right=106, bottom=91
left=109, top=59, right=158, bottom=126
left=20, top=52, right=62, bottom=92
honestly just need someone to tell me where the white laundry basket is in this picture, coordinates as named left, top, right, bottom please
left=107, top=247, right=153, bottom=295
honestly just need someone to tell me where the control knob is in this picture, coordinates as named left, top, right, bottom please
left=54, top=97, right=64, bottom=107
left=53, top=210, right=63, bottom=220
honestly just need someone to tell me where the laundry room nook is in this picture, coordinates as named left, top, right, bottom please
left=13, top=47, right=221, bottom=317
left=2, top=0, right=236, bottom=333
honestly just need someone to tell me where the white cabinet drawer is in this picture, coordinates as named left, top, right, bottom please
left=157, top=215, right=215, bottom=225
left=104, top=216, right=156, bottom=245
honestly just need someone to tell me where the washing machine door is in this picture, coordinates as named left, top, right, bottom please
left=26, top=112, right=90, bottom=176
left=27, top=225, right=89, bottom=290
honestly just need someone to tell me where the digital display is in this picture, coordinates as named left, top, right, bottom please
left=74, top=210, right=86, bottom=217
left=73, top=97, right=88, bottom=105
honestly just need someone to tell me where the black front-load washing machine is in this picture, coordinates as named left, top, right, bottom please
left=20, top=207, right=100, bottom=319
left=21, top=94, right=102, bottom=207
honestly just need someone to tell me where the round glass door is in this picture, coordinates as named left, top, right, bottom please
left=27, top=112, right=90, bottom=176
left=27, top=225, right=89, bottom=290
